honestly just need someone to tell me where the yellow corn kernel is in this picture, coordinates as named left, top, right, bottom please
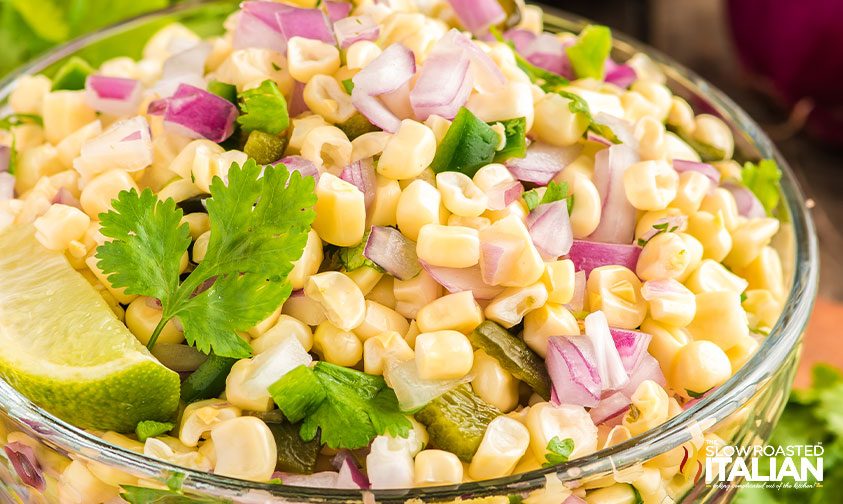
left=634, top=116, right=667, bottom=161
left=396, top=179, right=442, bottom=241
left=351, top=131, right=390, bottom=161
left=85, top=256, right=137, bottom=305
left=526, top=402, right=598, bottom=462
left=305, top=271, right=366, bottom=331
left=287, top=37, right=341, bottom=83
left=468, top=416, right=530, bottom=480
left=303, top=74, right=355, bottom=124
left=743, top=289, right=782, bottom=333
left=724, top=217, right=781, bottom=270
left=416, top=291, right=484, bottom=334
left=436, top=171, right=488, bottom=217
left=378, top=119, right=437, bottom=180
left=179, top=399, right=241, bottom=447
left=289, top=228, right=324, bottom=290
left=636, top=232, right=694, bottom=282
left=10, top=74, right=51, bottom=114
left=691, top=114, right=734, bottom=160
left=369, top=175, right=402, bottom=227
left=414, top=330, right=474, bottom=380
left=158, top=178, right=203, bottom=205
left=42, top=91, right=97, bottom=144
left=190, top=230, right=210, bottom=264
left=56, top=119, right=102, bottom=170
left=687, top=291, right=749, bottom=351
left=249, top=305, right=283, bottom=338
left=670, top=171, right=712, bottom=215
left=79, top=169, right=138, bottom=220
left=313, top=321, right=363, bottom=366
left=354, top=300, right=411, bottom=341
left=346, top=40, right=382, bottom=70
left=479, top=215, right=545, bottom=287
left=700, top=188, right=740, bottom=232
left=211, top=417, right=277, bottom=481
left=485, top=283, right=549, bottom=328
left=366, top=274, right=396, bottom=309
left=670, top=341, right=732, bottom=398
left=726, top=335, right=759, bottom=370
left=664, top=131, right=701, bottom=162
left=288, top=115, right=330, bottom=153
left=447, top=214, right=492, bottom=231
left=125, top=297, right=184, bottom=345
left=414, top=449, right=463, bottom=486
left=471, top=349, right=520, bottom=412
left=667, top=96, right=695, bottom=133
left=58, top=460, right=119, bottom=504
left=364, top=330, right=415, bottom=375
left=33, top=204, right=90, bottom=251
left=622, top=380, right=669, bottom=436
left=472, top=163, right=516, bottom=195
left=633, top=208, right=686, bottom=243
left=301, top=125, right=352, bottom=170
left=416, top=224, right=480, bottom=268
left=542, top=259, right=575, bottom=305
left=467, top=81, right=535, bottom=130
left=587, top=265, right=647, bottom=329
left=181, top=213, right=210, bottom=240
left=623, top=160, right=678, bottom=211
left=483, top=198, right=529, bottom=224
left=640, top=279, right=696, bottom=327
left=641, top=317, right=689, bottom=374
left=674, top=232, right=704, bottom=282
left=532, top=92, right=589, bottom=146
left=523, top=304, right=580, bottom=358
left=393, top=270, right=443, bottom=319
left=686, top=210, right=732, bottom=262
left=684, top=259, right=748, bottom=295
left=312, top=173, right=365, bottom=247
left=737, top=246, right=785, bottom=300
left=282, top=292, right=327, bottom=326
left=345, top=266, right=384, bottom=296
left=631, top=80, right=672, bottom=121
left=554, top=170, right=602, bottom=238
left=251, top=314, right=313, bottom=354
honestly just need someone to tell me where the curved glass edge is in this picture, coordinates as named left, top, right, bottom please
left=0, top=2, right=820, bottom=502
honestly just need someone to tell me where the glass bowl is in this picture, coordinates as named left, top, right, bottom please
left=0, top=2, right=819, bottom=503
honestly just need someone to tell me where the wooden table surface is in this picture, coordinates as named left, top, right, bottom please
left=550, top=0, right=843, bottom=378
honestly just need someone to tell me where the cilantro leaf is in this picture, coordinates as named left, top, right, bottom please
left=0, top=113, right=42, bottom=130
left=565, top=25, right=612, bottom=80
left=431, top=107, right=499, bottom=177
left=555, top=90, right=621, bottom=143
left=542, top=436, right=574, bottom=467
left=341, top=78, right=354, bottom=94
left=236, top=80, right=290, bottom=135
left=337, top=229, right=383, bottom=272
left=97, top=161, right=316, bottom=358
left=522, top=181, right=572, bottom=212
left=135, top=420, right=174, bottom=442
left=492, top=117, right=527, bottom=163
left=269, top=362, right=412, bottom=449
left=741, top=159, right=782, bottom=216
left=120, top=485, right=229, bottom=504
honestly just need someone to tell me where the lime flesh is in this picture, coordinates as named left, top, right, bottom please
left=0, top=226, right=180, bottom=432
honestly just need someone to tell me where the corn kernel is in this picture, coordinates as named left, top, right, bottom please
left=396, top=179, right=442, bottom=241
left=640, top=279, right=696, bottom=327
left=211, top=417, right=277, bottom=481
left=523, top=303, right=580, bottom=358
left=436, top=171, right=488, bottom=217
left=289, top=229, right=324, bottom=290
left=416, top=291, right=484, bottom=334
left=724, top=217, right=780, bottom=270
left=367, top=274, right=396, bottom=309
left=636, top=232, right=693, bottom=281
left=479, top=215, right=545, bottom=287
left=125, top=297, right=184, bottom=345
left=251, top=314, right=314, bottom=354
left=42, top=91, right=97, bottom=144
left=542, top=259, right=576, bottom=305
left=378, top=120, right=437, bottom=180
left=691, top=114, right=734, bottom=160
left=364, top=330, right=415, bottom=375
left=33, top=204, right=90, bottom=251
left=471, top=349, right=520, bottom=412
left=416, top=224, right=480, bottom=268
left=587, top=265, right=647, bottom=329
left=179, top=399, right=241, bottom=447
left=554, top=170, right=602, bottom=238
left=468, top=416, right=530, bottom=480
left=737, top=246, right=785, bottom=300
left=287, top=37, right=341, bottom=83
left=354, top=300, right=411, bottom=341
left=312, top=173, right=366, bottom=247
left=686, top=210, right=733, bottom=262
left=369, top=175, right=402, bottom=227
left=526, top=402, right=598, bottom=462
left=641, top=317, right=690, bottom=373
left=485, top=283, right=549, bottom=328
left=623, top=160, right=678, bottom=211
left=687, top=291, right=749, bottom=351
left=670, top=171, right=711, bottom=215
left=700, top=188, right=740, bottom=232
left=622, top=380, right=669, bottom=436
left=684, top=259, right=748, bottom=295
left=414, top=449, right=463, bottom=486
left=345, top=266, right=384, bottom=296
left=414, top=330, right=474, bottom=380
left=670, top=341, right=732, bottom=398
left=305, top=271, right=366, bottom=331
left=532, top=92, right=589, bottom=146
left=393, top=270, right=443, bottom=319
left=313, top=321, right=363, bottom=366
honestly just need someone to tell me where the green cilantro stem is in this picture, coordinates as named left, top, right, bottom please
left=146, top=317, right=169, bottom=351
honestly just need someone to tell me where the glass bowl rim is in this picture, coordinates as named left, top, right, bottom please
left=0, top=1, right=820, bottom=501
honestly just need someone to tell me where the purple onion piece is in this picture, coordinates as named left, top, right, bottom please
left=363, top=226, right=422, bottom=280
left=546, top=335, right=602, bottom=408
left=340, top=158, right=377, bottom=209
left=3, top=442, right=45, bottom=491
left=526, top=200, right=573, bottom=259
left=567, top=240, right=642, bottom=277
left=609, top=328, right=652, bottom=374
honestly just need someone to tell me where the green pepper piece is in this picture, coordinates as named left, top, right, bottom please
left=244, top=130, right=287, bottom=164
left=51, top=57, right=96, bottom=91
left=207, top=80, right=238, bottom=105
left=468, top=321, right=551, bottom=400
left=180, top=354, right=237, bottom=403
left=431, top=107, right=498, bottom=177
left=337, top=113, right=380, bottom=140
left=415, top=384, right=501, bottom=462
left=492, top=117, right=527, bottom=163
left=268, top=421, right=321, bottom=474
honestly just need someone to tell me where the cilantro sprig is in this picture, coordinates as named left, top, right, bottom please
left=636, top=221, right=680, bottom=247
left=269, top=362, right=411, bottom=449
left=0, top=113, right=42, bottom=130
left=135, top=420, right=174, bottom=442
left=236, top=80, right=290, bottom=135
left=96, top=160, right=316, bottom=358
left=741, top=159, right=782, bottom=216
left=522, top=180, right=573, bottom=213
left=542, top=436, right=575, bottom=467
left=555, top=90, right=621, bottom=144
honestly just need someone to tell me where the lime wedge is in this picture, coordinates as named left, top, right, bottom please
left=0, top=226, right=180, bottom=432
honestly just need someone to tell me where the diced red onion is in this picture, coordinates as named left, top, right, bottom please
left=340, top=158, right=376, bottom=209
left=147, top=99, right=168, bottom=116
left=364, top=226, right=422, bottom=280
left=506, top=142, right=582, bottom=185
left=287, top=81, right=310, bottom=117
left=447, top=0, right=506, bottom=34
left=637, top=214, right=688, bottom=243
left=567, top=240, right=642, bottom=277
left=673, top=159, right=721, bottom=185
left=325, top=1, right=352, bottom=23
left=546, top=336, right=602, bottom=408
left=504, top=28, right=537, bottom=54
left=524, top=34, right=573, bottom=78
left=640, top=278, right=686, bottom=302
left=723, top=182, right=766, bottom=218
left=586, top=132, right=612, bottom=146
left=421, top=261, right=504, bottom=300
left=565, top=269, right=586, bottom=313
left=604, top=59, right=637, bottom=88
left=334, top=451, right=370, bottom=489
left=74, top=116, right=153, bottom=177
left=620, top=353, right=666, bottom=398
left=0, top=145, right=10, bottom=173
left=277, top=6, right=336, bottom=46
left=51, top=187, right=81, bottom=209
left=588, top=144, right=639, bottom=243
left=437, top=29, right=505, bottom=93
left=0, top=172, right=14, bottom=201
left=277, top=156, right=320, bottom=181
left=279, top=471, right=340, bottom=488
left=486, top=180, right=524, bottom=211
left=334, top=15, right=380, bottom=49
left=351, top=43, right=416, bottom=132
left=588, top=391, right=630, bottom=426
left=84, top=75, right=142, bottom=116
left=410, top=50, right=473, bottom=121
left=593, top=112, right=638, bottom=148
left=479, top=236, right=525, bottom=287
left=234, top=6, right=288, bottom=53
left=3, top=442, right=45, bottom=491
left=563, top=496, right=587, bottom=504
left=609, top=328, right=652, bottom=374
left=584, top=311, right=629, bottom=390
left=527, top=201, right=573, bottom=259
left=163, top=84, right=238, bottom=142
